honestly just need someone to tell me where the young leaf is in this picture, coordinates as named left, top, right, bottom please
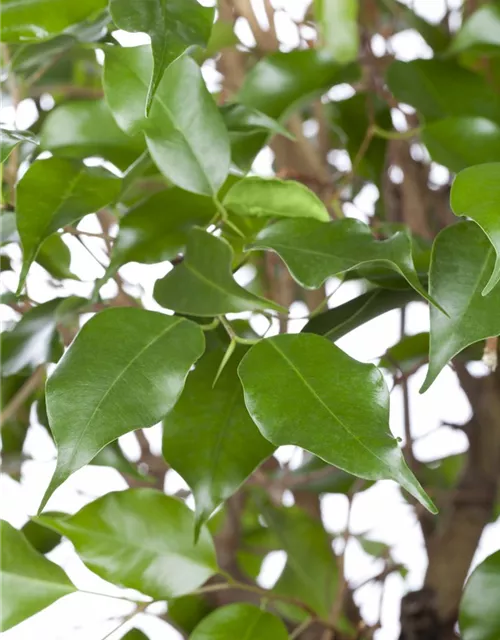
left=162, top=347, right=274, bottom=533
left=35, top=489, right=217, bottom=600
left=109, top=0, right=214, bottom=114
left=421, top=222, right=500, bottom=392
left=315, top=0, right=359, bottom=64
left=0, top=520, right=75, bottom=631
left=238, top=333, right=436, bottom=513
left=249, top=218, right=440, bottom=309
left=190, top=604, right=289, bottom=640
left=154, top=228, right=284, bottom=316
left=16, top=157, right=120, bottom=291
left=450, top=163, right=500, bottom=295
left=0, top=128, right=38, bottom=163
left=459, top=550, right=500, bottom=640
left=224, top=178, right=330, bottom=222
left=40, top=309, right=205, bottom=511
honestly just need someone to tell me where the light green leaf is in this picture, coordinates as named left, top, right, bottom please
left=0, top=520, right=75, bottom=631
left=153, top=228, right=284, bottom=317
left=421, top=221, right=500, bottom=392
left=224, top=178, right=329, bottom=222
left=459, top=550, right=500, bottom=640
left=146, top=55, right=230, bottom=195
left=1, top=0, right=107, bottom=42
left=35, top=489, right=217, bottom=599
left=315, top=0, right=359, bottom=64
left=36, top=234, right=77, bottom=281
left=16, top=157, right=120, bottom=292
left=190, top=603, right=289, bottom=640
left=250, top=218, right=440, bottom=309
left=109, top=0, right=214, bottom=114
left=40, top=309, right=205, bottom=511
left=450, top=163, right=500, bottom=295
left=162, top=347, right=274, bottom=532
left=450, top=4, right=500, bottom=55
left=0, top=128, right=38, bottom=164
left=238, top=333, right=436, bottom=513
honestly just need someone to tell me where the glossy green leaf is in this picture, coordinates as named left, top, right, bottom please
left=459, top=550, right=500, bottom=640
left=450, top=4, right=500, bottom=55
left=0, top=520, right=75, bottom=631
left=110, top=0, right=213, bottom=114
left=154, top=228, right=283, bottom=317
left=40, top=309, right=205, bottom=511
left=250, top=218, right=439, bottom=307
left=162, top=347, right=274, bottom=532
left=422, top=117, right=500, bottom=173
left=0, top=129, right=38, bottom=164
left=190, top=603, right=289, bottom=640
left=16, top=157, right=120, bottom=291
left=315, top=0, right=359, bottom=64
left=224, top=178, right=330, bottom=222
left=450, top=163, right=500, bottom=295
left=36, top=234, right=77, bottom=281
left=387, top=60, right=500, bottom=123
left=146, top=55, right=230, bottom=195
left=421, top=222, right=500, bottom=392
left=21, top=514, right=64, bottom=555
left=1, top=0, right=107, bottom=42
left=35, top=489, right=217, bottom=599
left=239, top=333, right=436, bottom=512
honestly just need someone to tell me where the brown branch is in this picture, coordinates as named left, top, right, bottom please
left=0, top=367, right=45, bottom=429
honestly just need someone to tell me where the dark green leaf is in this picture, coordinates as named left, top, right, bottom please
left=450, top=4, right=500, bottom=55
left=154, top=228, right=283, bottom=317
left=459, top=550, right=500, bottom=640
left=163, top=347, right=274, bottom=531
left=190, top=603, right=289, bottom=640
left=40, top=309, right=205, bottom=510
left=0, top=520, right=75, bottom=631
left=92, top=442, right=149, bottom=481
left=109, top=0, right=214, bottom=114
left=0, top=129, right=38, bottom=164
left=21, top=514, right=64, bottom=555
left=239, top=333, right=436, bottom=512
left=35, top=489, right=217, bottom=599
left=315, top=0, right=359, bottom=64
left=285, top=454, right=373, bottom=494
left=379, top=332, right=429, bottom=376
left=421, top=222, right=500, bottom=392
left=121, top=630, right=149, bottom=640
left=36, top=234, right=77, bottom=281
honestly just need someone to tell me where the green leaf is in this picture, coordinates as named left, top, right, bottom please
left=40, top=309, right=205, bottom=511
left=168, top=595, right=213, bottom=635
left=450, top=163, right=500, bottom=295
left=250, top=218, right=439, bottom=309
left=35, top=489, right=217, bottom=599
left=21, top=514, right=64, bottom=555
left=315, top=0, right=359, bottom=64
left=190, top=603, right=289, bottom=640
left=459, top=550, right=500, bottom=640
left=379, top=332, right=429, bottom=376
left=421, top=221, right=500, bottom=392
left=386, top=60, right=500, bottom=123
left=422, top=117, right=500, bottom=173
left=109, top=0, right=214, bottom=115
left=450, top=4, right=500, bottom=55
left=146, top=54, right=231, bottom=195
left=36, top=234, right=77, bottom=281
left=162, top=347, right=274, bottom=532
left=286, top=454, right=373, bottom=495
left=1, top=0, right=107, bottom=42
left=153, top=228, right=284, bottom=317
left=224, top=178, right=330, bottom=222
left=0, top=128, right=38, bottom=164
left=381, top=0, right=450, bottom=53
left=121, top=630, right=149, bottom=640
left=16, top=157, right=120, bottom=292
left=0, top=520, right=75, bottom=631
left=238, top=333, right=436, bottom=513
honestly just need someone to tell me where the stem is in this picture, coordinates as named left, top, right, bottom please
left=79, top=589, right=150, bottom=605
left=0, top=366, right=45, bottom=429
left=200, top=317, right=220, bottom=332
left=400, top=308, right=416, bottom=470
left=372, top=124, right=421, bottom=140
left=219, top=316, right=260, bottom=345
left=290, top=617, right=314, bottom=639
left=212, top=197, right=246, bottom=238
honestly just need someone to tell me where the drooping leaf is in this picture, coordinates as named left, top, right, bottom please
left=40, top=309, right=205, bottom=511
left=35, top=489, right=217, bottom=600
left=109, top=0, right=214, bottom=114
left=421, top=221, right=500, bottom=392
left=1, top=0, right=107, bottom=42
left=162, top=347, right=274, bottom=532
left=238, top=333, right=436, bottom=513
left=450, top=4, right=500, bottom=55
left=15, top=157, right=120, bottom=291
left=190, top=603, right=289, bottom=640
left=315, top=0, right=359, bottom=64
left=459, top=550, right=500, bottom=640
left=0, top=520, right=75, bottom=631
left=250, top=218, right=439, bottom=309
left=0, top=128, right=38, bottom=164
left=224, top=178, right=330, bottom=222
left=450, top=163, right=500, bottom=295
left=36, top=234, right=77, bottom=281
left=154, top=228, right=283, bottom=317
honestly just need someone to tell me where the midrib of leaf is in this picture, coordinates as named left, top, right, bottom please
left=324, top=290, right=380, bottom=338
left=267, top=340, right=395, bottom=477
left=241, top=610, right=265, bottom=640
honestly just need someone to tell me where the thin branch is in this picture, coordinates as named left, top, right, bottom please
left=0, top=366, right=45, bottom=429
